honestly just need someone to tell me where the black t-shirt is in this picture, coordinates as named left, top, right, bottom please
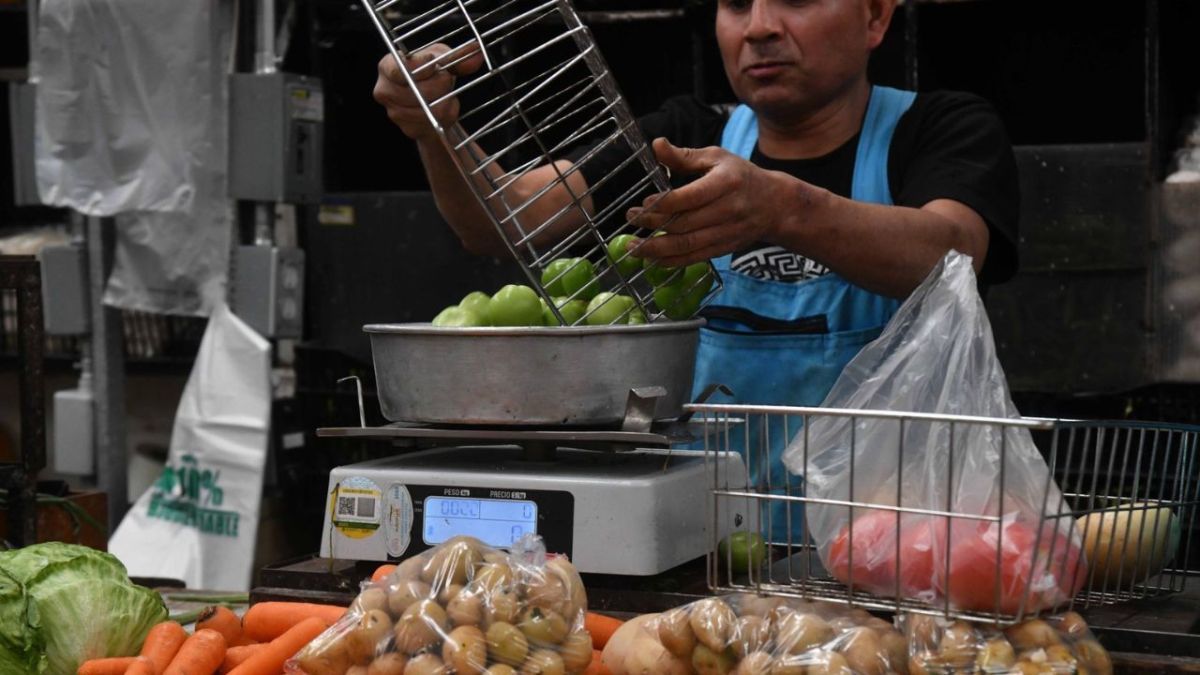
left=565, top=91, right=1019, bottom=285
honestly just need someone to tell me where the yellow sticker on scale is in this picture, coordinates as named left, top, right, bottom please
left=330, top=476, right=382, bottom=540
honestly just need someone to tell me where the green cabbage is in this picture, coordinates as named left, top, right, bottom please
left=0, top=542, right=167, bottom=675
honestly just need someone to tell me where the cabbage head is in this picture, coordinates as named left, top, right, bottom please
left=0, top=542, right=167, bottom=675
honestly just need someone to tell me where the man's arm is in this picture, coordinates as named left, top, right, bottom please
left=374, top=48, right=592, bottom=257
left=627, top=139, right=989, bottom=298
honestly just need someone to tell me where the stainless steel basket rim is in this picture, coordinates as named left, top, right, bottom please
left=364, top=318, right=705, bottom=337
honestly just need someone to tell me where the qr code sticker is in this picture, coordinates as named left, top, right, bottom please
left=337, top=497, right=356, bottom=516
left=357, top=497, right=376, bottom=518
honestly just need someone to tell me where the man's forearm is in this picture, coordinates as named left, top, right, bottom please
left=416, top=137, right=511, bottom=256
left=770, top=174, right=990, bottom=299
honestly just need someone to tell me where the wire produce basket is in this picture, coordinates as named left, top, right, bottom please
left=363, top=0, right=720, bottom=324
left=692, top=403, right=1200, bottom=625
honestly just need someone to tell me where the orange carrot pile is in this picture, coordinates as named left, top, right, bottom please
left=139, top=621, right=188, bottom=674
left=370, top=564, right=397, bottom=583
left=227, top=616, right=330, bottom=675
left=241, top=602, right=345, bottom=643
left=123, top=658, right=155, bottom=675
left=583, top=651, right=612, bottom=675
left=163, top=628, right=227, bottom=675
left=220, top=644, right=268, bottom=674
left=196, top=606, right=246, bottom=648
left=584, top=612, right=625, bottom=650
left=77, top=657, right=139, bottom=675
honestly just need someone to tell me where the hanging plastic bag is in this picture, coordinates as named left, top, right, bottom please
left=108, top=303, right=271, bottom=591
left=784, top=251, right=1087, bottom=615
left=289, top=534, right=592, bottom=674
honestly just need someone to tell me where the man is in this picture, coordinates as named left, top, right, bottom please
left=374, top=0, right=1018, bottom=537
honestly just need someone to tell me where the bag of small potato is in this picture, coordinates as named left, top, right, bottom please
left=600, top=593, right=910, bottom=675
left=287, top=533, right=592, bottom=675
left=899, top=610, right=1113, bottom=675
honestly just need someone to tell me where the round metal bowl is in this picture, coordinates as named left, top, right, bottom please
left=364, top=320, right=703, bottom=426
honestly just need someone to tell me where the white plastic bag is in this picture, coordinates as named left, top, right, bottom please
left=34, top=0, right=233, bottom=315
left=109, top=303, right=271, bottom=591
left=784, top=251, right=1087, bottom=615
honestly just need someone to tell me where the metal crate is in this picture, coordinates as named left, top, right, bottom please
left=692, top=404, right=1200, bottom=625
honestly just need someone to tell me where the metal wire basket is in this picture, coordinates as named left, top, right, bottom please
left=692, top=403, right=1200, bottom=625
left=363, top=0, right=720, bottom=324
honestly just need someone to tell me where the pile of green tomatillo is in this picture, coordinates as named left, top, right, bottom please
left=431, top=235, right=714, bottom=327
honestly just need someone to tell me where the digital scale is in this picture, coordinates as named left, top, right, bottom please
left=315, top=421, right=747, bottom=576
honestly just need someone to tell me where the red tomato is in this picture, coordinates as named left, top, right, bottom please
left=826, top=509, right=940, bottom=599
left=942, top=520, right=1087, bottom=614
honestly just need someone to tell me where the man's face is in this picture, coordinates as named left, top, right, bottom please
left=717, top=0, right=882, bottom=122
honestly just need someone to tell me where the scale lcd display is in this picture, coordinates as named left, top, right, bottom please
left=422, top=496, right=538, bottom=548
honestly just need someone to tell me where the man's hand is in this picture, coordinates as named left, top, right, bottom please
left=625, top=138, right=819, bottom=268
left=373, top=43, right=484, bottom=142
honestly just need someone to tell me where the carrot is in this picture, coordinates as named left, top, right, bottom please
left=583, top=651, right=612, bottom=675
left=370, top=564, right=397, bottom=583
left=220, top=644, right=268, bottom=674
left=162, top=628, right=227, bottom=675
left=77, top=657, right=139, bottom=675
left=585, top=612, right=625, bottom=650
left=138, top=621, right=188, bottom=675
left=124, top=658, right=155, bottom=675
left=241, top=602, right=346, bottom=643
left=228, top=616, right=330, bottom=675
left=196, top=605, right=244, bottom=647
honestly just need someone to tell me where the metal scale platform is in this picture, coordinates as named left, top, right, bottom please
left=314, top=387, right=746, bottom=577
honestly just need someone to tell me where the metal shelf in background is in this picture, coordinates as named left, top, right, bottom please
left=0, top=255, right=45, bottom=548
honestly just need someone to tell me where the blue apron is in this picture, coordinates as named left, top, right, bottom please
left=693, top=86, right=917, bottom=542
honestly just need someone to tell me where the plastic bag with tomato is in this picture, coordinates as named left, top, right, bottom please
left=287, top=533, right=592, bottom=674
left=784, top=251, right=1087, bottom=616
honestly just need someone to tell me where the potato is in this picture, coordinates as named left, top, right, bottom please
left=443, top=625, right=488, bottom=673
left=623, top=633, right=692, bottom=675
left=394, top=555, right=426, bottom=582
left=520, top=649, right=566, bottom=675
left=519, top=606, right=570, bottom=647
left=388, top=579, right=434, bottom=617
left=525, top=558, right=586, bottom=620
left=837, top=627, right=883, bottom=675
left=773, top=611, right=833, bottom=654
left=1004, top=619, right=1060, bottom=651
left=691, top=643, right=735, bottom=675
left=1074, top=639, right=1113, bottom=675
left=1044, top=644, right=1076, bottom=665
left=394, top=599, right=449, bottom=654
left=737, top=594, right=790, bottom=618
left=976, top=637, right=1016, bottom=671
left=448, top=588, right=485, bottom=626
left=807, top=651, right=851, bottom=675
left=657, top=608, right=697, bottom=658
left=559, top=631, right=594, bottom=672
left=877, top=629, right=908, bottom=672
left=296, top=640, right=354, bottom=675
left=347, top=609, right=394, bottom=663
left=939, top=621, right=978, bottom=663
left=689, top=598, right=737, bottom=651
left=904, top=613, right=939, bottom=649
left=422, top=538, right=481, bottom=586
left=734, top=652, right=774, bottom=675
left=439, top=583, right=464, bottom=606
left=488, top=589, right=521, bottom=625
left=1078, top=502, right=1180, bottom=587
left=487, top=666, right=518, bottom=675
left=475, top=562, right=515, bottom=593
left=355, top=587, right=390, bottom=615
left=1055, top=610, right=1089, bottom=638
left=348, top=666, right=370, bottom=675
left=601, top=613, right=656, bottom=675
left=368, top=653, right=409, bottom=675
left=487, top=621, right=530, bottom=666
left=732, top=615, right=771, bottom=659
left=403, top=653, right=448, bottom=675
left=767, top=656, right=806, bottom=675
left=863, top=617, right=893, bottom=634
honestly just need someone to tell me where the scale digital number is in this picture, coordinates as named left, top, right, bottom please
left=402, top=485, right=574, bottom=559
left=423, top=495, right=537, bottom=549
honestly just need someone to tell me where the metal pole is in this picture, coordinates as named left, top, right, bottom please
left=255, top=0, right=276, bottom=74
left=26, top=0, right=38, bottom=77
left=86, top=215, right=129, bottom=527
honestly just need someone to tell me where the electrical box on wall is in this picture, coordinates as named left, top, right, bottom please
left=232, top=245, right=305, bottom=339
left=40, top=243, right=90, bottom=335
left=229, top=73, right=324, bottom=203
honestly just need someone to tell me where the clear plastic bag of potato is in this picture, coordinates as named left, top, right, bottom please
left=900, top=610, right=1113, bottom=675
left=288, top=533, right=592, bottom=675
left=601, top=594, right=909, bottom=675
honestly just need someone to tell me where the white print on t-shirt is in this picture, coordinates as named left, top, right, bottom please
left=731, top=245, right=830, bottom=282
